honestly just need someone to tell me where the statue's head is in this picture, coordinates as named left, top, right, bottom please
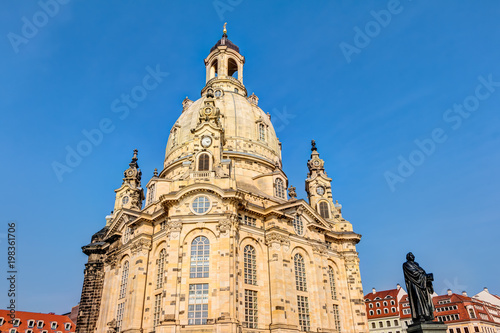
left=406, top=252, right=415, bottom=261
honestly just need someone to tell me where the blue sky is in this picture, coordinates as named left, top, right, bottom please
left=1, top=1, right=499, bottom=313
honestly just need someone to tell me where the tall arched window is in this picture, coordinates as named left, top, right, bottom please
left=198, top=153, right=210, bottom=171
left=119, top=261, right=129, bottom=299
left=258, top=123, right=265, bottom=141
left=293, top=215, right=304, bottom=235
left=328, top=266, right=337, bottom=300
left=228, top=58, right=238, bottom=78
left=244, top=245, right=257, bottom=285
left=275, top=178, right=285, bottom=199
left=172, top=128, right=177, bottom=146
left=190, top=236, right=210, bottom=278
left=156, top=249, right=166, bottom=289
left=294, top=253, right=307, bottom=291
left=319, top=201, right=330, bottom=218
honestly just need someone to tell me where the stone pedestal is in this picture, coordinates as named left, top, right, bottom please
left=408, top=321, right=448, bottom=333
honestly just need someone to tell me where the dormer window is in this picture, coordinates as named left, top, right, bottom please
left=0, top=317, right=5, bottom=325
left=64, top=323, right=71, bottom=331
left=9, top=329, right=16, bottom=333
left=259, top=123, right=265, bottom=141
left=28, top=320, right=35, bottom=328
left=198, top=153, right=210, bottom=171
left=27, top=330, right=33, bottom=333
left=51, top=322, right=57, bottom=329
left=172, top=128, right=177, bottom=146
left=319, top=201, right=330, bottom=219
left=274, top=178, right=285, bottom=199
left=37, top=321, right=44, bottom=329
left=12, top=319, right=20, bottom=327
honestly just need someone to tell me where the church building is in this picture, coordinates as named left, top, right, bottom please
left=76, top=27, right=368, bottom=333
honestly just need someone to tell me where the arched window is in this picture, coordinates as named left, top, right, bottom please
left=392, top=307, right=396, bottom=313
left=294, top=253, right=307, bottom=291
left=228, top=58, right=238, bottom=78
left=328, top=266, right=337, bottom=300
left=119, top=261, right=129, bottom=299
left=210, top=60, right=218, bottom=79
left=156, top=249, right=166, bottom=289
left=372, top=323, right=376, bottom=329
left=198, top=153, right=210, bottom=171
left=172, top=128, right=177, bottom=146
left=369, top=310, right=374, bottom=316
left=275, top=178, right=285, bottom=199
left=319, top=201, right=330, bottom=218
left=377, top=309, right=381, bottom=315
left=391, top=300, right=395, bottom=305
left=244, top=245, right=257, bottom=285
left=190, top=236, right=210, bottom=278
left=384, top=308, right=389, bottom=314
left=258, top=123, right=265, bottom=141
left=376, top=302, right=380, bottom=307
left=293, top=215, right=304, bottom=235
left=383, top=301, right=388, bottom=306
left=369, top=303, right=373, bottom=308
left=379, top=321, right=383, bottom=328
left=468, top=307, right=476, bottom=319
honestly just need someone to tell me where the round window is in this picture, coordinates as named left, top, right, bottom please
left=122, top=196, right=129, bottom=204
left=192, top=195, right=211, bottom=215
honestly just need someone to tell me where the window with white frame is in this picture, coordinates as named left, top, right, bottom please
left=370, top=310, right=374, bottom=315
left=64, top=323, right=71, bottom=331
left=12, top=319, right=20, bottom=327
left=192, top=196, right=211, bottom=214
left=275, top=178, right=285, bottom=199
left=0, top=317, right=4, bottom=325
left=9, top=329, right=16, bottom=333
left=294, top=253, right=307, bottom=291
left=244, top=290, right=258, bottom=328
left=293, top=215, right=304, bottom=235
left=188, top=284, right=209, bottom=325
left=37, top=321, right=44, bottom=329
left=190, top=236, right=210, bottom=278
left=51, top=322, right=57, bottom=330
left=244, top=245, right=257, bottom=285
left=297, top=296, right=310, bottom=332
left=27, top=330, right=33, bottom=333
left=328, top=266, right=337, bottom=300
left=238, top=214, right=256, bottom=227
left=28, top=320, right=35, bottom=328
left=156, top=249, right=166, bottom=289
left=153, top=294, right=162, bottom=327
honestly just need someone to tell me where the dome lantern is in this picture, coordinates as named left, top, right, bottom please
left=202, top=23, right=246, bottom=96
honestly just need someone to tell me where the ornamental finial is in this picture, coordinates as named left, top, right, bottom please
left=311, top=140, right=317, bottom=151
left=223, top=22, right=227, bottom=34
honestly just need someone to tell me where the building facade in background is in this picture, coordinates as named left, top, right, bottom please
left=0, top=310, right=75, bottom=333
left=76, top=29, right=368, bottom=333
left=365, top=286, right=500, bottom=333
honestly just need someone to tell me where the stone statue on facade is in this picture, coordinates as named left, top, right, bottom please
left=403, top=252, right=435, bottom=322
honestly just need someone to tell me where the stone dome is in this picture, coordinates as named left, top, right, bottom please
left=164, top=90, right=281, bottom=169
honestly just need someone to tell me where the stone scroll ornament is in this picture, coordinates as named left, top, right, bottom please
left=403, top=252, right=435, bottom=322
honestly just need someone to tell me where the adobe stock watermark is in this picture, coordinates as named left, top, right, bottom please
left=51, top=65, right=169, bottom=183
left=384, top=74, right=500, bottom=192
left=7, top=0, right=71, bottom=54
left=339, top=0, right=413, bottom=64
left=271, top=106, right=295, bottom=132
left=440, top=277, right=467, bottom=296
left=213, top=0, right=243, bottom=21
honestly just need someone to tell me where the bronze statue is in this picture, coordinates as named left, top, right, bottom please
left=403, top=252, right=435, bottom=322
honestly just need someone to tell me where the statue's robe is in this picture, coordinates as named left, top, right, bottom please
left=403, top=260, right=435, bottom=321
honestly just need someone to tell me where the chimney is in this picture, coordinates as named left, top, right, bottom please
left=447, top=289, right=452, bottom=296
left=397, top=283, right=401, bottom=290
left=484, top=287, right=489, bottom=293
left=372, top=288, right=376, bottom=294
left=462, top=291, right=468, bottom=296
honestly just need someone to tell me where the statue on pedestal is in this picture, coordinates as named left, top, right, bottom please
left=403, top=252, right=435, bottom=322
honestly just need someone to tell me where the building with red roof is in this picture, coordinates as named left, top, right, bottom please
left=365, top=287, right=500, bottom=333
left=0, top=310, right=75, bottom=333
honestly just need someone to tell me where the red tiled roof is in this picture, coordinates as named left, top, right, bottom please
left=0, top=310, right=75, bottom=333
left=364, top=288, right=399, bottom=301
